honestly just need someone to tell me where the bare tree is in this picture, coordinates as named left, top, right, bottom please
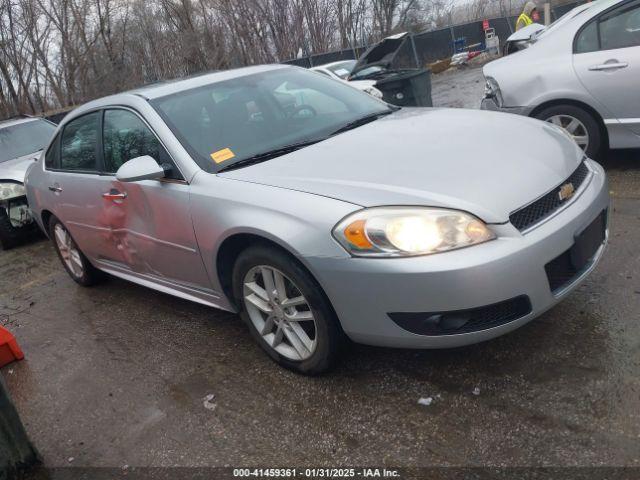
left=0, top=0, right=558, bottom=119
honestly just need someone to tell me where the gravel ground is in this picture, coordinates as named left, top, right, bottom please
left=431, top=64, right=486, bottom=109
left=1, top=67, right=640, bottom=474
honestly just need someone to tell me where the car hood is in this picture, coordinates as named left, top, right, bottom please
left=219, top=108, right=583, bottom=223
left=348, top=79, right=378, bottom=90
left=351, top=32, right=409, bottom=76
left=506, top=23, right=545, bottom=42
left=0, top=151, right=40, bottom=183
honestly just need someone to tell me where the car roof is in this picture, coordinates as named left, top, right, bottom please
left=572, top=0, right=627, bottom=21
left=533, top=0, right=626, bottom=42
left=76, top=64, right=291, bottom=113
left=0, top=116, right=43, bottom=130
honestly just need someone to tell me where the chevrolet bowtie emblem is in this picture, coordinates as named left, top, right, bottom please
left=558, top=182, right=575, bottom=201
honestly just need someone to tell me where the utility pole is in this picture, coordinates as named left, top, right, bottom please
left=544, top=3, right=551, bottom=25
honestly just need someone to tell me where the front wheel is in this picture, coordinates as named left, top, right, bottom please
left=535, top=105, right=602, bottom=159
left=232, top=245, right=344, bottom=375
left=49, top=216, right=104, bottom=286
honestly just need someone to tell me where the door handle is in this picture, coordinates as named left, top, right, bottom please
left=102, top=191, right=127, bottom=201
left=48, top=186, right=62, bottom=193
left=588, top=62, right=628, bottom=71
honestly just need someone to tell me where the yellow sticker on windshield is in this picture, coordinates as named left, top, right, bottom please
left=211, top=148, right=235, bottom=164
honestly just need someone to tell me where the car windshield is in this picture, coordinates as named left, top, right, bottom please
left=0, top=119, right=56, bottom=163
left=350, top=65, right=385, bottom=80
left=326, top=60, right=356, bottom=79
left=151, top=68, right=392, bottom=172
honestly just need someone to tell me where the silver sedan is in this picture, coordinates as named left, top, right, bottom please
left=26, top=65, right=609, bottom=374
left=482, top=0, right=640, bottom=159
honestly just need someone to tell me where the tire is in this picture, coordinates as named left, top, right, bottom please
left=232, top=245, right=344, bottom=375
left=535, top=104, right=603, bottom=160
left=48, top=215, right=104, bottom=286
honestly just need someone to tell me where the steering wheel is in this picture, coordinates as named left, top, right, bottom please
left=288, top=104, right=317, bottom=119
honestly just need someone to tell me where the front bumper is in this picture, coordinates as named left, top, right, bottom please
left=1, top=195, right=35, bottom=228
left=480, top=97, right=533, bottom=116
left=306, top=159, right=609, bottom=348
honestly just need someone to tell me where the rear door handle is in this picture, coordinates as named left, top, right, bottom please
left=588, top=62, right=628, bottom=71
left=48, top=186, right=62, bottom=193
left=102, top=191, right=127, bottom=202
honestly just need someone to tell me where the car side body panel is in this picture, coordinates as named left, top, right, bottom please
left=188, top=172, right=360, bottom=312
left=25, top=87, right=362, bottom=313
left=573, top=44, right=640, bottom=138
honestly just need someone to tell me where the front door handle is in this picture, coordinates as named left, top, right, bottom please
left=48, top=186, right=62, bottom=193
left=102, top=191, right=127, bottom=202
left=588, top=62, right=628, bottom=71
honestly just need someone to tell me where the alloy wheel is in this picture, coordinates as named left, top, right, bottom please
left=546, top=114, right=589, bottom=151
left=243, top=265, right=317, bottom=361
left=54, top=223, right=84, bottom=278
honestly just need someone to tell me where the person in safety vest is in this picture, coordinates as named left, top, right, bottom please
left=516, top=2, right=538, bottom=31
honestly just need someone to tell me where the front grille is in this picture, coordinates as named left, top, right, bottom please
left=388, top=295, right=532, bottom=336
left=510, top=161, right=590, bottom=232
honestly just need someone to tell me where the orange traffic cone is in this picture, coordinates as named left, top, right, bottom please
left=0, top=325, right=24, bottom=368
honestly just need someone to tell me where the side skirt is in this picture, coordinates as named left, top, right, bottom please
left=96, top=260, right=237, bottom=313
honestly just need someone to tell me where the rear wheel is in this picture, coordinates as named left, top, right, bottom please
left=48, top=215, right=104, bottom=286
left=232, top=245, right=344, bottom=374
left=535, top=104, right=602, bottom=159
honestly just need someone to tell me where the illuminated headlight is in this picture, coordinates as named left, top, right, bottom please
left=333, top=207, right=496, bottom=257
left=0, top=182, right=26, bottom=201
left=484, top=76, right=503, bottom=106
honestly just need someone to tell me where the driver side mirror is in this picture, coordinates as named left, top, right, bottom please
left=116, top=155, right=165, bottom=182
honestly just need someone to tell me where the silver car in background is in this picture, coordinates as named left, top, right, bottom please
left=26, top=65, right=609, bottom=374
left=0, top=116, right=56, bottom=249
left=310, top=60, right=384, bottom=99
left=482, top=0, right=640, bottom=159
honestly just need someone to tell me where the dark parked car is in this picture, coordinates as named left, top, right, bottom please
left=349, top=32, right=433, bottom=107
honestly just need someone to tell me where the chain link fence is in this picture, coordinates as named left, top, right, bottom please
left=285, top=1, right=581, bottom=69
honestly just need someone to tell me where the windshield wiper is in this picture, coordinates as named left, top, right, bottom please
left=329, top=110, right=394, bottom=136
left=217, top=139, right=323, bottom=172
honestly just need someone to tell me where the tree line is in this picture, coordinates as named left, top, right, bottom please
left=1, top=0, right=531, bottom=119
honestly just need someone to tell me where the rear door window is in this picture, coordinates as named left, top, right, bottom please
left=575, top=0, right=640, bottom=52
left=600, top=0, right=640, bottom=50
left=60, top=112, right=100, bottom=172
left=575, top=21, right=599, bottom=53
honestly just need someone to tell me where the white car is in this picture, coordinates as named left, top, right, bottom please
left=482, top=0, right=640, bottom=159
left=503, top=3, right=594, bottom=55
left=311, top=60, right=383, bottom=99
left=0, top=116, right=56, bottom=248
